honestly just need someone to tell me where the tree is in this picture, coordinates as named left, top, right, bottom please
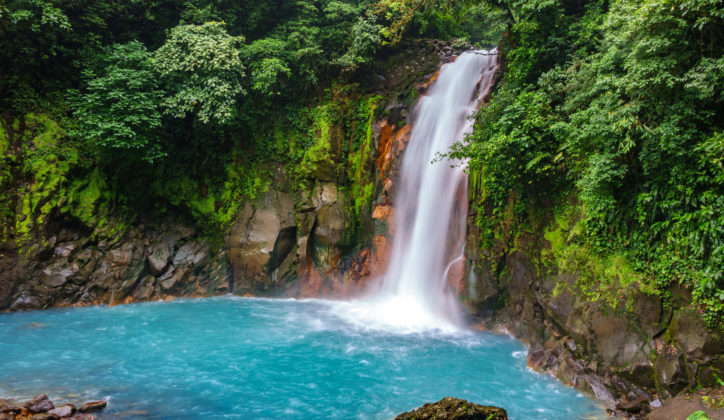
left=154, top=22, right=246, bottom=126
left=69, top=41, right=164, bottom=162
left=242, top=38, right=291, bottom=96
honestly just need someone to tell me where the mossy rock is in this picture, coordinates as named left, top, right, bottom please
left=395, top=397, right=508, bottom=420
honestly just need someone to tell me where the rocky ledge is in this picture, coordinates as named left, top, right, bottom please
left=0, top=394, right=106, bottom=420
left=395, top=397, right=508, bottom=420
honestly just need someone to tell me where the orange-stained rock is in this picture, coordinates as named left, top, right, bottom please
left=370, top=235, right=391, bottom=277
left=446, top=257, right=466, bottom=294
left=419, top=69, right=441, bottom=93
left=376, top=121, right=394, bottom=179
left=372, top=205, right=391, bottom=220
left=376, top=123, right=411, bottom=181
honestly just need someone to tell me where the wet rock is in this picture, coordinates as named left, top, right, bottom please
left=616, top=393, right=648, bottom=414
left=66, top=414, right=96, bottom=420
left=109, top=243, right=137, bottom=267
left=587, top=377, right=615, bottom=406
left=54, top=242, right=76, bottom=258
left=225, top=202, right=254, bottom=248
left=78, top=401, right=106, bottom=413
left=146, top=243, right=171, bottom=275
left=395, top=397, right=507, bottom=420
left=24, top=394, right=54, bottom=413
left=625, top=361, right=656, bottom=389
left=0, top=399, right=22, bottom=414
left=132, top=275, right=155, bottom=300
left=313, top=203, right=348, bottom=247
left=645, top=388, right=724, bottom=420
left=30, top=413, right=59, bottom=420
left=48, top=404, right=75, bottom=417
left=159, top=267, right=185, bottom=291
left=173, top=241, right=208, bottom=268
left=654, top=344, right=687, bottom=392
left=312, top=182, right=339, bottom=209
left=10, top=293, right=45, bottom=311
left=42, top=265, right=75, bottom=287
left=589, top=310, right=644, bottom=366
left=671, top=308, right=711, bottom=359
left=632, top=291, right=663, bottom=338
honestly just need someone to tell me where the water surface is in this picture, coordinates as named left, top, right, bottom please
left=0, top=297, right=605, bottom=419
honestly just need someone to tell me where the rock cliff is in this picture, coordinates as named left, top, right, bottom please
left=462, top=201, right=723, bottom=417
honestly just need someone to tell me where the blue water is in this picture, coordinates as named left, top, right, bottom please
left=0, top=297, right=605, bottom=419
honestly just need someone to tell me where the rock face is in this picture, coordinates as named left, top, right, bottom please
left=395, top=397, right=508, bottom=420
left=463, top=211, right=724, bottom=417
left=225, top=172, right=365, bottom=297
left=0, top=220, right=229, bottom=311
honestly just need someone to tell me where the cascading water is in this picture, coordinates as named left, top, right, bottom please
left=336, top=50, right=499, bottom=332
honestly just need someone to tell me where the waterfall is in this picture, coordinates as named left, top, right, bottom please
left=333, top=50, right=498, bottom=332
left=374, top=50, right=499, bottom=330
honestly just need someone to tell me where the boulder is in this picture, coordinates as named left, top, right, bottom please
left=132, top=275, right=155, bottom=300
left=53, top=242, right=76, bottom=258
left=42, top=269, right=74, bottom=287
left=242, top=208, right=280, bottom=254
left=589, top=309, right=645, bottom=366
left=173, top=241, right=209, bottom=268
left=78, top=401, right=106, bottom=413
left=0, top=399, right=22, bottom=414
left=66, top=414, right=97, bottom=420
left=313, top=203, right=348, bottom=247
left=395, top=397, right=507, bottom=420
left=24, top=394, right=54, bottom=413
left=146, top=243, right=171, bottom=275
left=30, top=413, right=59, bottom=420
left=48, top=404, right=75, bottom=417
left=159, top=267, right=185, bottom=291
left=108, top=242, right=138, bottom=267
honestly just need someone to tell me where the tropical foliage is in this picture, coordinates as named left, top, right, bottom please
left=1, top=0, right=722, bottom=324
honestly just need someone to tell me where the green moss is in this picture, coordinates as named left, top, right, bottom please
left=5, top=113, right=120, bottom=251
left=348, top=95, right=380, bottom=212
left=0, top=119, right=15, bottom=239
left=543, top=201, right=655, bottom=312
left=62, top=167, right=109, bottom=225
left=152, top=158, right=269, bottom=235
left=0, top=122, right=8, bottom=156
left=14, top=114, right=76, bottom=249
left=292, top=101, right=339, bottom=186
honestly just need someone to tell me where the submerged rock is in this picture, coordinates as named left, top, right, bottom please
left=395, top=397, right=507, bottom=420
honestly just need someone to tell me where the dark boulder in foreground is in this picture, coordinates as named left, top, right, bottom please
left=395, top=397, right=508, bottom=420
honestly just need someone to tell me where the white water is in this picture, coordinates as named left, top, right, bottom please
left=332, top=50, right=499, bottom=333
